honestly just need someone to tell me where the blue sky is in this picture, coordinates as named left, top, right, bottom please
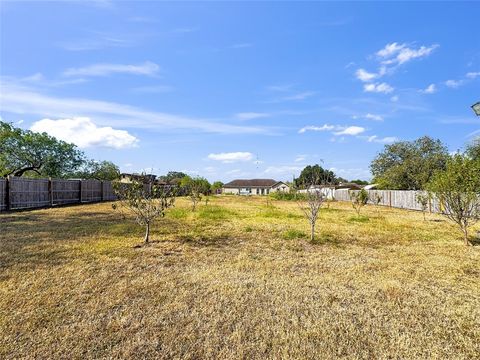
left=1, top=1, right=479, bottom=182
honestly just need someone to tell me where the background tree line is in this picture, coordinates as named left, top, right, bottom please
left=0, top=121, right=120, bottom=180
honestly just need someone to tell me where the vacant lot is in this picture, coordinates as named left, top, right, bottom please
left=1, top=196, right=479, bottom=359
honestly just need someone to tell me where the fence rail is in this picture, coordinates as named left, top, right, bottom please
left=0, top=176, right=118, bottom=211
left=334, top=189, right=442, bottom=213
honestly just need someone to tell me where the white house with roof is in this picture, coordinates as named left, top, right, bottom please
left=223, top=179, right=290, bottom=195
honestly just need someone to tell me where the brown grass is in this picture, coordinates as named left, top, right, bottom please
left=1, top=196, right=479, bottom=359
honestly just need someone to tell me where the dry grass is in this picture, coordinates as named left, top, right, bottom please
left=1, top=196, right=479, bottom=359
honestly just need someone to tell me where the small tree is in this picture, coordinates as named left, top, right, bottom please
left=415, top=192, right=430, bottom=221
left=350, top=189, right=369, bottom=216
left=428, top=155, right=480, bottom=246
left=181, top=176, right=210, bottom=211
left=112, top=179, right=175, bottom=244
left=297, top=187, right=326, bottom=242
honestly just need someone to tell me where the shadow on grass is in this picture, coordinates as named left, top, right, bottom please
left=310, top=231, right=344, bottom=246
left=177, top=233, right=241, bottom=248
left=347, top=215, right=370, bottom=223
left=469, top=237, right=480, bottom=246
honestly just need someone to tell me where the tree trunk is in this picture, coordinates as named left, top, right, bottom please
left=463, top=227, right=471, bottom=246
left=310, top=222, right=315, bottom=242
left=144, top=222, right=150, bottom=243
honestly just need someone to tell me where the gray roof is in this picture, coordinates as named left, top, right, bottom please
left=224, top=179, right=279, bottom=188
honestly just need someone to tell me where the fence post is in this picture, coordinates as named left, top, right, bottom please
left=79, top=180, right=82, bottom=203
left=6, top=176, right=11, bottom=211
left=48, top=177, right=54, bottom=206
left=101, top=180, right=104, bottom=201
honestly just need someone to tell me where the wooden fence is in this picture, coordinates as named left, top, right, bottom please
left=334, top=189, right=442, bottom=213
left=0, top=177, right=117, bottom=211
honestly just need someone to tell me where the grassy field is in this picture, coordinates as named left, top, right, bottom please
left=1, top=196, right=479, bottom=359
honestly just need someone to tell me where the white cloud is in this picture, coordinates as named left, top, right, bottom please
left=298, top=124, right=335, bottom=134
left=299, top=123, right=396, bottom=145
left=376, top=42, right=406, bottom=58
left=355, top=68, right=378, bottom=82
left=445, top=79, right=463, bottom=88
left=466, top=71, right=480, bottom=79
left=282, top=91, right=315, bottom=101
left=364, top=82, right=394, bottom=94
left=294, top=155, right=307, bottom=163
left=333, top=126, right=365, bottom=136
left=390, top=95, right=399, bottom=102
left=377, top=42, right=438, bottom=65
left=63, top=61, right=160, bottom=77
left=30, top=117, right=138, bottom=149
left=207, top=152, right=254, bottom=163
left=300, top=124, right=364, bottom=136
left=365, top=113, right=383, bottom=121
left=421, top=84, right=436, bottom=94
left=235, top=112, right=271, bottom=120
left=0, top=80, right=267, bottom=135
left=366, top=135, right=397, bottom=144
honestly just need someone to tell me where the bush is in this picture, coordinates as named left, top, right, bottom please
left=427, top=155, right=480, bottom=245
left=269, top=191, right=306, bottom=201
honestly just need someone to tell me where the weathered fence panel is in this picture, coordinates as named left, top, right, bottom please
left=52, top=179, right=81, bottom=205
left=0, top=179, right=7, bottom=211
left=334, top=189, right=442, bottom=213
left=102, top=181, right=117, bottom=201
left=0, top=177, right=119, bottom=212
left=9, top=177, right=50, bottom=210
left=81, top=179, right=103, bottom=203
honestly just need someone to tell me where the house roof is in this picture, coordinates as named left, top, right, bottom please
left=224, top=179, right=279, bottom=188
left=336, top=182, right=363, bottom=190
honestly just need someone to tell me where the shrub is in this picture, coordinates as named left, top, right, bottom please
left=350, top=189, right=369, bottom=216
left=427, top=155, right=480, bottom=245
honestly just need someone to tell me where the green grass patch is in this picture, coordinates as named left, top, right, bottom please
left=348, top=215, right=370, bottom=223
left=168, top=207, right=189, bottom=219
left=282, top=229, right=307, bottom=240
left=197, top=205, right=236, bottom=220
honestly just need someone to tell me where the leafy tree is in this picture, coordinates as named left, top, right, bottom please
left=181, top=176, right=211, bottom=211
left=371, top=136, right=449, bottom=190
left=415, top=193, right=430, bottom=221
left=76, top=160, right=120, bottom=180
left=112, top=178, right=175, bottom=244
left=0, top=121, right=84, bottom=178
left=350, top=189, right=369, bottom=216
left=211, top=181, right=224, bottom=193
left=294, top=164, right=337, bottom=189
left=465, top=137, right=480, bottom=161
left=158, top=171, right=188, bottom=185
left=350, top=179, right=369, bottom=186
left=427, top=155, right=480, bottom=246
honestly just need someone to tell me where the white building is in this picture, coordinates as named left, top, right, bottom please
left=223, top=179, right=290, bottom=195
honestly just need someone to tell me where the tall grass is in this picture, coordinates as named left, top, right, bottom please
left=0, top=197, right=478, bottom=358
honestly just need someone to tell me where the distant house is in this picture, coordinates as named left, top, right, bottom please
left=297, top=182, right=364, bottom=199
left=223, top=179, right=290, bottom=195
left=336, top=182, right=363, bottom=190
